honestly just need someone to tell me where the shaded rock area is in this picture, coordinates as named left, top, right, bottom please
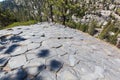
left=0, top=22, right=120, bottom=80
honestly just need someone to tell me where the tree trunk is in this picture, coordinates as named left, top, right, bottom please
left=50, top=4, right=54, bottom=22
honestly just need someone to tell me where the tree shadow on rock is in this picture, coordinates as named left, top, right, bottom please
left=1, top=75, right=11, bottom=80
left=1, top=68, right=28, bottom=80
left=37, top=49, right=50, bottom=58
left=15, top=68, right=28, bottom=80
left=0, top=35, right=26, bottom=45
left=50, top=60, right=63, bottom=72
left=38, top=64, right=46, bottom=72
left=0, top=35, right=8, bottom=45
left=5, top=44, right=20, bottom=54
left=0, top=35, right=7, bottom=42
left=9, top=35, right=26, bottom=43
left=34, top=75, right=43, bottom=80
left=0, top=58, right=7, bottom=65
left=0, top=46, right=6, bottom=52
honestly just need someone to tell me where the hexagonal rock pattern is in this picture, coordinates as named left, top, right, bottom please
left=0, top=22, right=120, bottom=80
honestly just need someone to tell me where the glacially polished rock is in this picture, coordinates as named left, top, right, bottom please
left=0, top=22, right=120, bottom=80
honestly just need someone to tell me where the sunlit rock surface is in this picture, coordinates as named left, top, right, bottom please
left=0, top=22, right=120, bottom=80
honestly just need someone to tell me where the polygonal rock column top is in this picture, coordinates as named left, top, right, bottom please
left=57, top=67, right=79, bottom=80
left=80, top=66, right=104, bottom=80
left=27, top=43, right=40, bottom=50
left=4, top=44, right=27, bottom=56
left=8, top=55, right=27, bottom=69
left=23, top=58, right=46, bottom=76
left=11, top=46, right=27, bottom=56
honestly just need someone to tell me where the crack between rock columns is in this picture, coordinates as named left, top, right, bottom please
left=49, top=37, right=73, bottom=40
left=60, top=52, right=68, bottom=56
left=52, top=45, right=63, bottom=49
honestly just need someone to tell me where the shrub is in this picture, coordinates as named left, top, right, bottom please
left=66, top=20, right=89, bottom=33
left=108, top=30, right=120, bottom=45
left=79, top=24, right=88, bottom=32
left=99, top=20, right=114, bottom=39
left=88, top=20, right=97, bottom=36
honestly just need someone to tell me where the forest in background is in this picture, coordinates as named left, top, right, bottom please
left=0, top=0, right=120, bottom=46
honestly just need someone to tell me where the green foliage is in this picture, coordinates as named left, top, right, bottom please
left=98, top=20, right=120, bottom=45
left=116, top=8, right=120, bottom=15
left=2, top=20, right=37, bottom=29
left=66, top=21, right=77, bottom=28
left=79, top=24, right=89, bottom=32
left=108, top=30, right=120, bottom=45
left=66, top=21, right=88, bottom=32
left=0, top=8, right=17, bottom=28
left=0, top=0, right=88, bottom=27
left=99, top=20, right=114, bottom=39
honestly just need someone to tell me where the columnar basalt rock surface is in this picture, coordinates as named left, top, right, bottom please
left=0, top=22, right=120, bottom=80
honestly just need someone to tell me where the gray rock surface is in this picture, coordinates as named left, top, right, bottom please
left=8, top=55, right=27, bottom=69
left=0, top=22, right=120, bottom=80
